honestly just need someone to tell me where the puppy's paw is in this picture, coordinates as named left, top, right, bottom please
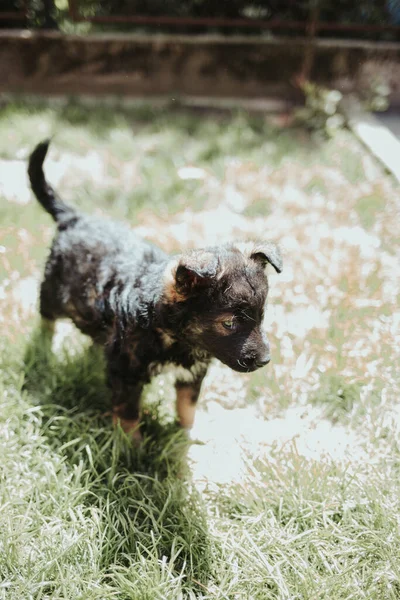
left=112, top=414, right=143, bottom=445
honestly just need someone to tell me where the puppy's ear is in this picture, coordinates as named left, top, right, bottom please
left=176, top=251, right=218, bottom=290
left=236, top=241, right=283, bottom=274
left=164, top=251, right=218, bottom=301
left=250, top=243, right=283, bottom=273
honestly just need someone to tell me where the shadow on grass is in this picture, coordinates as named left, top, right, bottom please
left=22, top=325, right=213, bottom=590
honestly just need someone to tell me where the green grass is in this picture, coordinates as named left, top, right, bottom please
left=0, top=101, right=306, bottom=224
left=1, top=335, right=210, bottom=599
left=355, top=193, right=385, bottom=230
left=1, top=100, right=399, bottom=598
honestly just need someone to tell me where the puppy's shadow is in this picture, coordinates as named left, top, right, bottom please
left=23, top=325, right=213, bottom=588
left=23, top=324, right=184, bottom=474
left=24, top=324, right=109, bottom=410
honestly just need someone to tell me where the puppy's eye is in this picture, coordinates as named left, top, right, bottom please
left=222, top=319, right=236, bottom=331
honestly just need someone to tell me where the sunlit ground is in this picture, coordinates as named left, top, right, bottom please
left=1, top=101, right=399, bottom=599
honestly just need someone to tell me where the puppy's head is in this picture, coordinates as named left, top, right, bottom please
left=162, top=241, right=282, bottom=372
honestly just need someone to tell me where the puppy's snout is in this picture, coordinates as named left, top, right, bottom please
left=254, top=336, right=271, bottom=368
left=255, top=353, right=271, bottom=368
left=242, top=346, right=271, bottom=371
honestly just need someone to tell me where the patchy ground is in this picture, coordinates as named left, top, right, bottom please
left=0, top=101, right=399, bottom=599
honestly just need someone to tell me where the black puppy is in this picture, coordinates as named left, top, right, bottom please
left=28, top=140, right=282, bottom=437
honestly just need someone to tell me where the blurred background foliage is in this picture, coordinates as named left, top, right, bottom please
left=1, top=0, right=400, bottom=40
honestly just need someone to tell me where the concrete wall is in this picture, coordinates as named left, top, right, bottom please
left=1, top=31, right=400, bottom=105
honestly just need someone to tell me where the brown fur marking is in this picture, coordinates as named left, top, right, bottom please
left=176, top=386, right=197, bottom=429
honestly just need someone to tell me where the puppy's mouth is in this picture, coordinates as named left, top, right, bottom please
left=220, top=358, right=264, bottom=373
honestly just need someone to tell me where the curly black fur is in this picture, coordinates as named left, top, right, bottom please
left=28, top=140, right=283, bottom=431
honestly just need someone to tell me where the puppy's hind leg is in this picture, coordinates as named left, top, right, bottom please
left=24, top=278, right=59, bottom=377
left=39, top=316, right=55, bottom=353
left=23, top=316, right=56, bottom=388
left=38, top=274, right=65, bottom=354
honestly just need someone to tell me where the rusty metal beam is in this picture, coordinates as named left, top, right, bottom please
left=66, top=2, right=400, bottom=34
left=69, top=14, right=308, bottom=29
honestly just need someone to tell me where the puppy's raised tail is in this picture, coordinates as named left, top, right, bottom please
left=28, top=139, right=75, bottom=222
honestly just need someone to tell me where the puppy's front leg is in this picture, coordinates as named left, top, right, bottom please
left=175, top=375, right=205, bottom=430
left=111, top=381, right=143, bottom=436
left=106, top=350, right=147, bottom=440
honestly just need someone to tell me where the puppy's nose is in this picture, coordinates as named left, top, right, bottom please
left=255, top=353, right=271, bottom=368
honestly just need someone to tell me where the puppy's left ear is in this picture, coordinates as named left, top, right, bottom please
left=175, top=251, right=219, bottom=293
left=163, top=250, right=219, bottom=302
left=237, top=241, right=283, bottom=273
